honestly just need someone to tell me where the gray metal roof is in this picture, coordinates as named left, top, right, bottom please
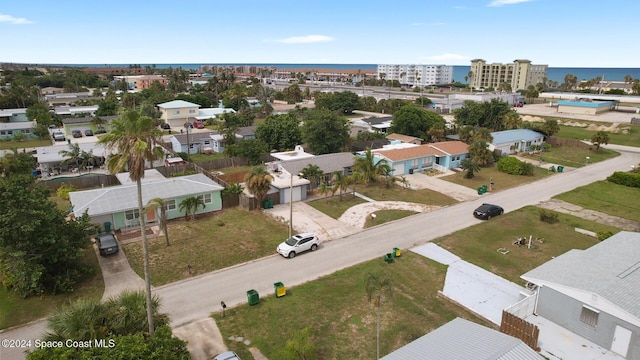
left=279, top=152, right=355, bottom=175
left=157, top=100, right=200, bottom=109
left=381, top=318, right=541, bottom=360
left=62, top=115, right=117, bottom=125
left=522, top=231, right=640, bottom=319
left=170, top=131, right=216, bottom=144
left=69, top=173, right=223, bottom=217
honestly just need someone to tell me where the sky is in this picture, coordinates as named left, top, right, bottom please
left=2, top=0, right=639, bottom=67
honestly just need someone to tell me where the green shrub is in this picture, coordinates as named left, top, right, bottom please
left=607, top=171, right=640, bottom=188
left=56, top=182, right=77, bottom=200
left=497, top=156, right=535, bottom=176
left=539, top=209, right=559, bottom=223
left=597, top=231, right=614, bottom=241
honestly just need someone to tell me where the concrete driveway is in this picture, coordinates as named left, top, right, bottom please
left=94, top=237, right=146, bottom=301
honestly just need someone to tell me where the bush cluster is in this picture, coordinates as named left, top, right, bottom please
left=607, top=171, right=640, bottom=188
left=497, top=157, right=534, bottom=176
left=56, top=182, right=77, bottom=200
left=539, top=209, right=559, bottom=223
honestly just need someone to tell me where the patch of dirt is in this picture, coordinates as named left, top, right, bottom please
left=117, top=228, right=154, bottom=242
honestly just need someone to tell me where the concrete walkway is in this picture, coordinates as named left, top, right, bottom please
left=403, top=172, right=480, bottom=202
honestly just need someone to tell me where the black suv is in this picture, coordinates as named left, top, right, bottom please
left=71, top=129, right=83, bottom=138
left=473, top=203, right=504, bottom=220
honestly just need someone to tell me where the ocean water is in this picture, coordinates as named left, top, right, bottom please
left=49, top=63, right=640, bottom=84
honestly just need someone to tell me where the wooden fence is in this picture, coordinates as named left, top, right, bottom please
left=39, top=174, right=119, bottom=191
left=500, top=310, right=539, bottom=349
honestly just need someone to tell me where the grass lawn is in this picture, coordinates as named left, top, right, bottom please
left=0, top=138, right=52, bottom=150
left=123, top=208, right=289, bottom=286
left=307, top=195, right=366, bottom=219
left=213, top=252, right=492, bottom=360
left=364, top=210, right=418, bottom=228
left=520, top=144, right=619, bottom=168
left=215, top=165, right=253, bottom=175
left=49, top=194, right=71, bottom=213
left=556, top=124, right=640, bottom=147
left=554, top=181, right=640, bottom=222
left=0, top=247, right=104, bottom=329
left=356, top=182, right=458, bottom=206
left=434, top=206, right=620, bottom=284
left=442, top=163, right=551, bottom=191
left=188, top=152, right=227, bottom=162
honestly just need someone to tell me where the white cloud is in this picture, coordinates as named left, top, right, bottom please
left=0, top=13, right=34, bottom=24
left=488, top=0, right=532, bottom=7
left=425, top=53, right=469, bottom=61
left=271, top=35, right=334, bottom=44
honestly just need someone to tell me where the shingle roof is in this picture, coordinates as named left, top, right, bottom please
left=429, top=141, right=469, bottom=155
left=170, top=131, right=216, bottom=144
left=235, top=126, right=256, bottom=137
left=279, top=152, right=356, bottom=175
left=62, top=115, right=117, bottom=125
left=380, top=318, right=541, bottom=360
left=69, top=173, right=223, bottom=217
left=387, top=133, right=422, bottom=143
left=375, top=144, right=444, bottom=161
left=157, top=100, right=200, bottom=109
left=522, top=231, right=640, bottom=319
left=490, top=129, right=544, bottom=145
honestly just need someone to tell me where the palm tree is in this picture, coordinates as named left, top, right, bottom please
left=460, top=158, right=481, bottom=179
left=179, top=196, right=205, bottom=220
left=104, top=290, right=168, bottom=336
left=348, top=171, right=364, bottom=198
left=591, top=131, right=610, bottom=151
left=147, top=198, right=170, bottom=246
left=300, top=164, right=324, bottom=190
left=317, top=182, right=330, bottom=202
left=79, top=150, right=95, bottom=173
left=59, top=143, right=82, bottom=173
left=365, top=272, right=393, bottom=360
left=91, top=116, right=107, bottom=133
left=467, top=71, right=474, bottom=92
left=331, top=171, right=350, bottom=200
left=244, top=166, right=273, bottom=210
left=399, top=71, right=406, bottom=86
left=98, top=109, right=165, bottom=336
left=353, top=148, right=392, bottom=184
left=44, top=298, right=108, bottom=341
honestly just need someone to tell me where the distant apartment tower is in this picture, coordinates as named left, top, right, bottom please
left=469, top=59, right=547, bottom=91
left=377, top=64, right=454, bottom=87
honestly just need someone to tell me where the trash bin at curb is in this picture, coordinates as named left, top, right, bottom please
left=247, top=289, right=259, bottom=306
left=557, top=165, right=564, bottom=173
left=384, top=253, right=394, bottom=263
left=274, top=282, right=286, bottom=298
left=393, top=248, right=401, bottom=258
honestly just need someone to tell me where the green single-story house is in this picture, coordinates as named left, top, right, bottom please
left=69, top=172, right=224, bottom=231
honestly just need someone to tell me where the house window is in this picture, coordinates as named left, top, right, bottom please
left=173, top=110, right=180, bottom=115
left=189, top=109, right=196, bottom=114
left=167, top=200, right=176, bottom=210
left=125, top=209, right=140, bottom=221
left=198, top=193, right=212, bottom=204
left=580, top=305, right=599, bottom=327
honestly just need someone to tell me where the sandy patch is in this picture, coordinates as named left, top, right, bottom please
left=338, top=201, right=440, bottom=228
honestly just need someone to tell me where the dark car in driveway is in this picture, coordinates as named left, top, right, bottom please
left=85, top=129, right=94, bottom=136
left=71, top=129, right=83, bottom=138
left=473, top=203, right=504, bottom=220
left=96, top=233, right=119, bottom=256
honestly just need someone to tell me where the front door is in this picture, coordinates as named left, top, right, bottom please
left=611, top=325, right=632, bottom=357
left=145, top=208, right=156, bottom=224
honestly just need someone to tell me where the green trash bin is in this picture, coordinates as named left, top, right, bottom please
left=263, top=199, right=273, bottom=209
left=103, top=222, right=111, bottom=233
left=384, top=253, right=394, bottom=263
left=557, top=165, right=564, bottom=173
left=393, top=247, right=401, bottom=258
left=477, top=186, right=485, bottom=195
left=274, top=282, right=286, bottom=298
left=247, top=289, right=259, bottom=306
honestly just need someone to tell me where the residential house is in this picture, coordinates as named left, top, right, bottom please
left=235, top=126, right=256, bottom=140
left=489, top=129, right=545, bottom=155
left=157, top=100, right=201, bottom=128
left=46, top=92, right=94, bottom=107
left=363, top=116, right=393, bottom=134
left=381, top=317, right=541, bottom=360
left=169, top=131, right=216, bottom=154
left=521, top=231, right=640, bottom=359
left=69, top=171, right=224, bottom=231
left=277, top=152, right=356, bottom=187
left=370, top=140, right=469, bottom=175
left=386, top=133, right=422, bottom=145
left=193, top=107, right=236, bottom=122
left=54, top=105, right=99, bottom=117
left=0, top=108, right=36, bottom=140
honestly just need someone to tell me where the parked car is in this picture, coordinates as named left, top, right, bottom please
left=161, top=122, right=171, bottom=130
left=84, top=129, right=94, bottom=136
left=71, top=129, right=83, bottom=138
left=193, top=120, right=204, bottom=129
left=52, top=131, right=65, bottom=141
left=277, top=232, right=320, bottom=259
left=95, top=233, right=119, bottom=256
left=213, top=351, right=241, bottom=360
left=473, top=203, right=504, bottom=220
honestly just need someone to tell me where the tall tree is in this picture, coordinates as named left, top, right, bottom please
left=300, top=164, right=324, bottom=190
left=591, top=131, right=610, bottom=151
left=301, top=109, right=349, bottom=154
left=98, top=110, right=165, bottom=336
left=244, top=166, right=274, bottom=210
left=255, top=113, right=302, bottom=151
left=468, top=140, right=493, bottom=166
left=365, top=272, right=393, bottom=360
left=0, top=175, right=90, bottom=297
left=59, top=143, right=83, bottom=173
left=460, top=158, right=480, bottom=179
left=0, top=148, right=36, bottom=176
left=389, top=104, right=445, bottom=139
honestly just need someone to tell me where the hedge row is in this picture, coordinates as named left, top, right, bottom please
left=607, top=171, right=640, bottom=188
left=497, top=156, right=535, bottom=176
